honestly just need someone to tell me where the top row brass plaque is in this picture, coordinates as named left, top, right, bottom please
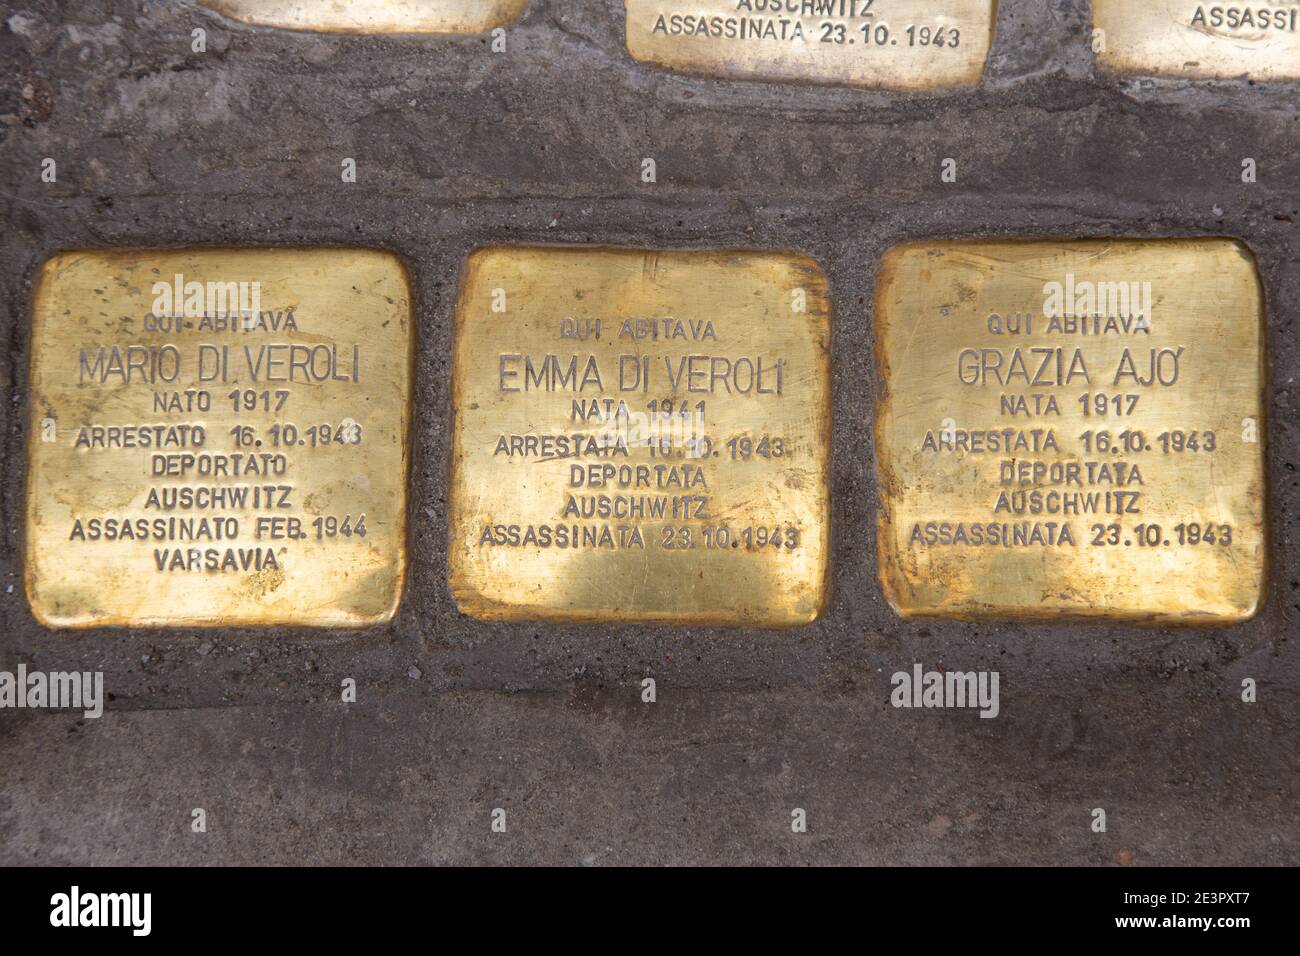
left=1094, top=0, right=1300, bottom=80
left=198, top=0, right=529, bottom=33
left=625, top=0, right=997, bottom=88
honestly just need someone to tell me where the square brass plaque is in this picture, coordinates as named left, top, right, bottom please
left=1094, top=0, right=1300, bottom=80
left=875, top=239, right=1266, bottom=623
left=449, top=246, right=831, bottom=625
left=199, top=0, right=529, bottom=33
left=26, top=248, right=412, bottom=628
left=625, top=0, right=997, bottom=89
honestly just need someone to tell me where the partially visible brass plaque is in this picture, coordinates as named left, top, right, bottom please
left=875, top=239, right=1266, bottom=623
left=26, top=248, right=412, bottom=628
left=199, top=0, right=528, bottom=33
left=1095, top=0, right=1300, bottom=79
left=625, top=0, right=997, bottom=89
left=450, top=246, right=830, bottom=625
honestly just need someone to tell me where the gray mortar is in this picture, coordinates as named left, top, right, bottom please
left=0, top=0, right=1296, bottom=865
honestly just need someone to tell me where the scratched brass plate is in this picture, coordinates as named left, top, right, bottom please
left=26, top=248, right=412, bottom=628
left=450, top=246, right=830, bottom=625
left=874, top=239, right=1266, bottom=623
left=625, top=0, right=997, bottom=89
left=199, top=0, right=528, bottom=33
left=1094, top=0, right=1300, bottom=79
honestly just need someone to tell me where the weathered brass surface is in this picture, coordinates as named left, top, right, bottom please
left=874, top=239, right=1266, bottom=623
left=1095, top=0, right=1300, bottom=79
left=449, top=246, right=831, bottom=625
left=624, top=0, right=997, bottom=89
left=26, top=248, right=412, bottom=628
left=199, top=0, right=529, bottom=33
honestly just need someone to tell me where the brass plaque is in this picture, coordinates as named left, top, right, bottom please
left=625, top=0, right=997, bottom=89
left=199, top=0, right=529, bottom=33
left=1095, top=0, right=1300, bottom=80
left=26, top=248, right=412, bottom=628
left=875, top=239, right=1266, bottom=623
left=449, top=246, right=830, bottom=625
